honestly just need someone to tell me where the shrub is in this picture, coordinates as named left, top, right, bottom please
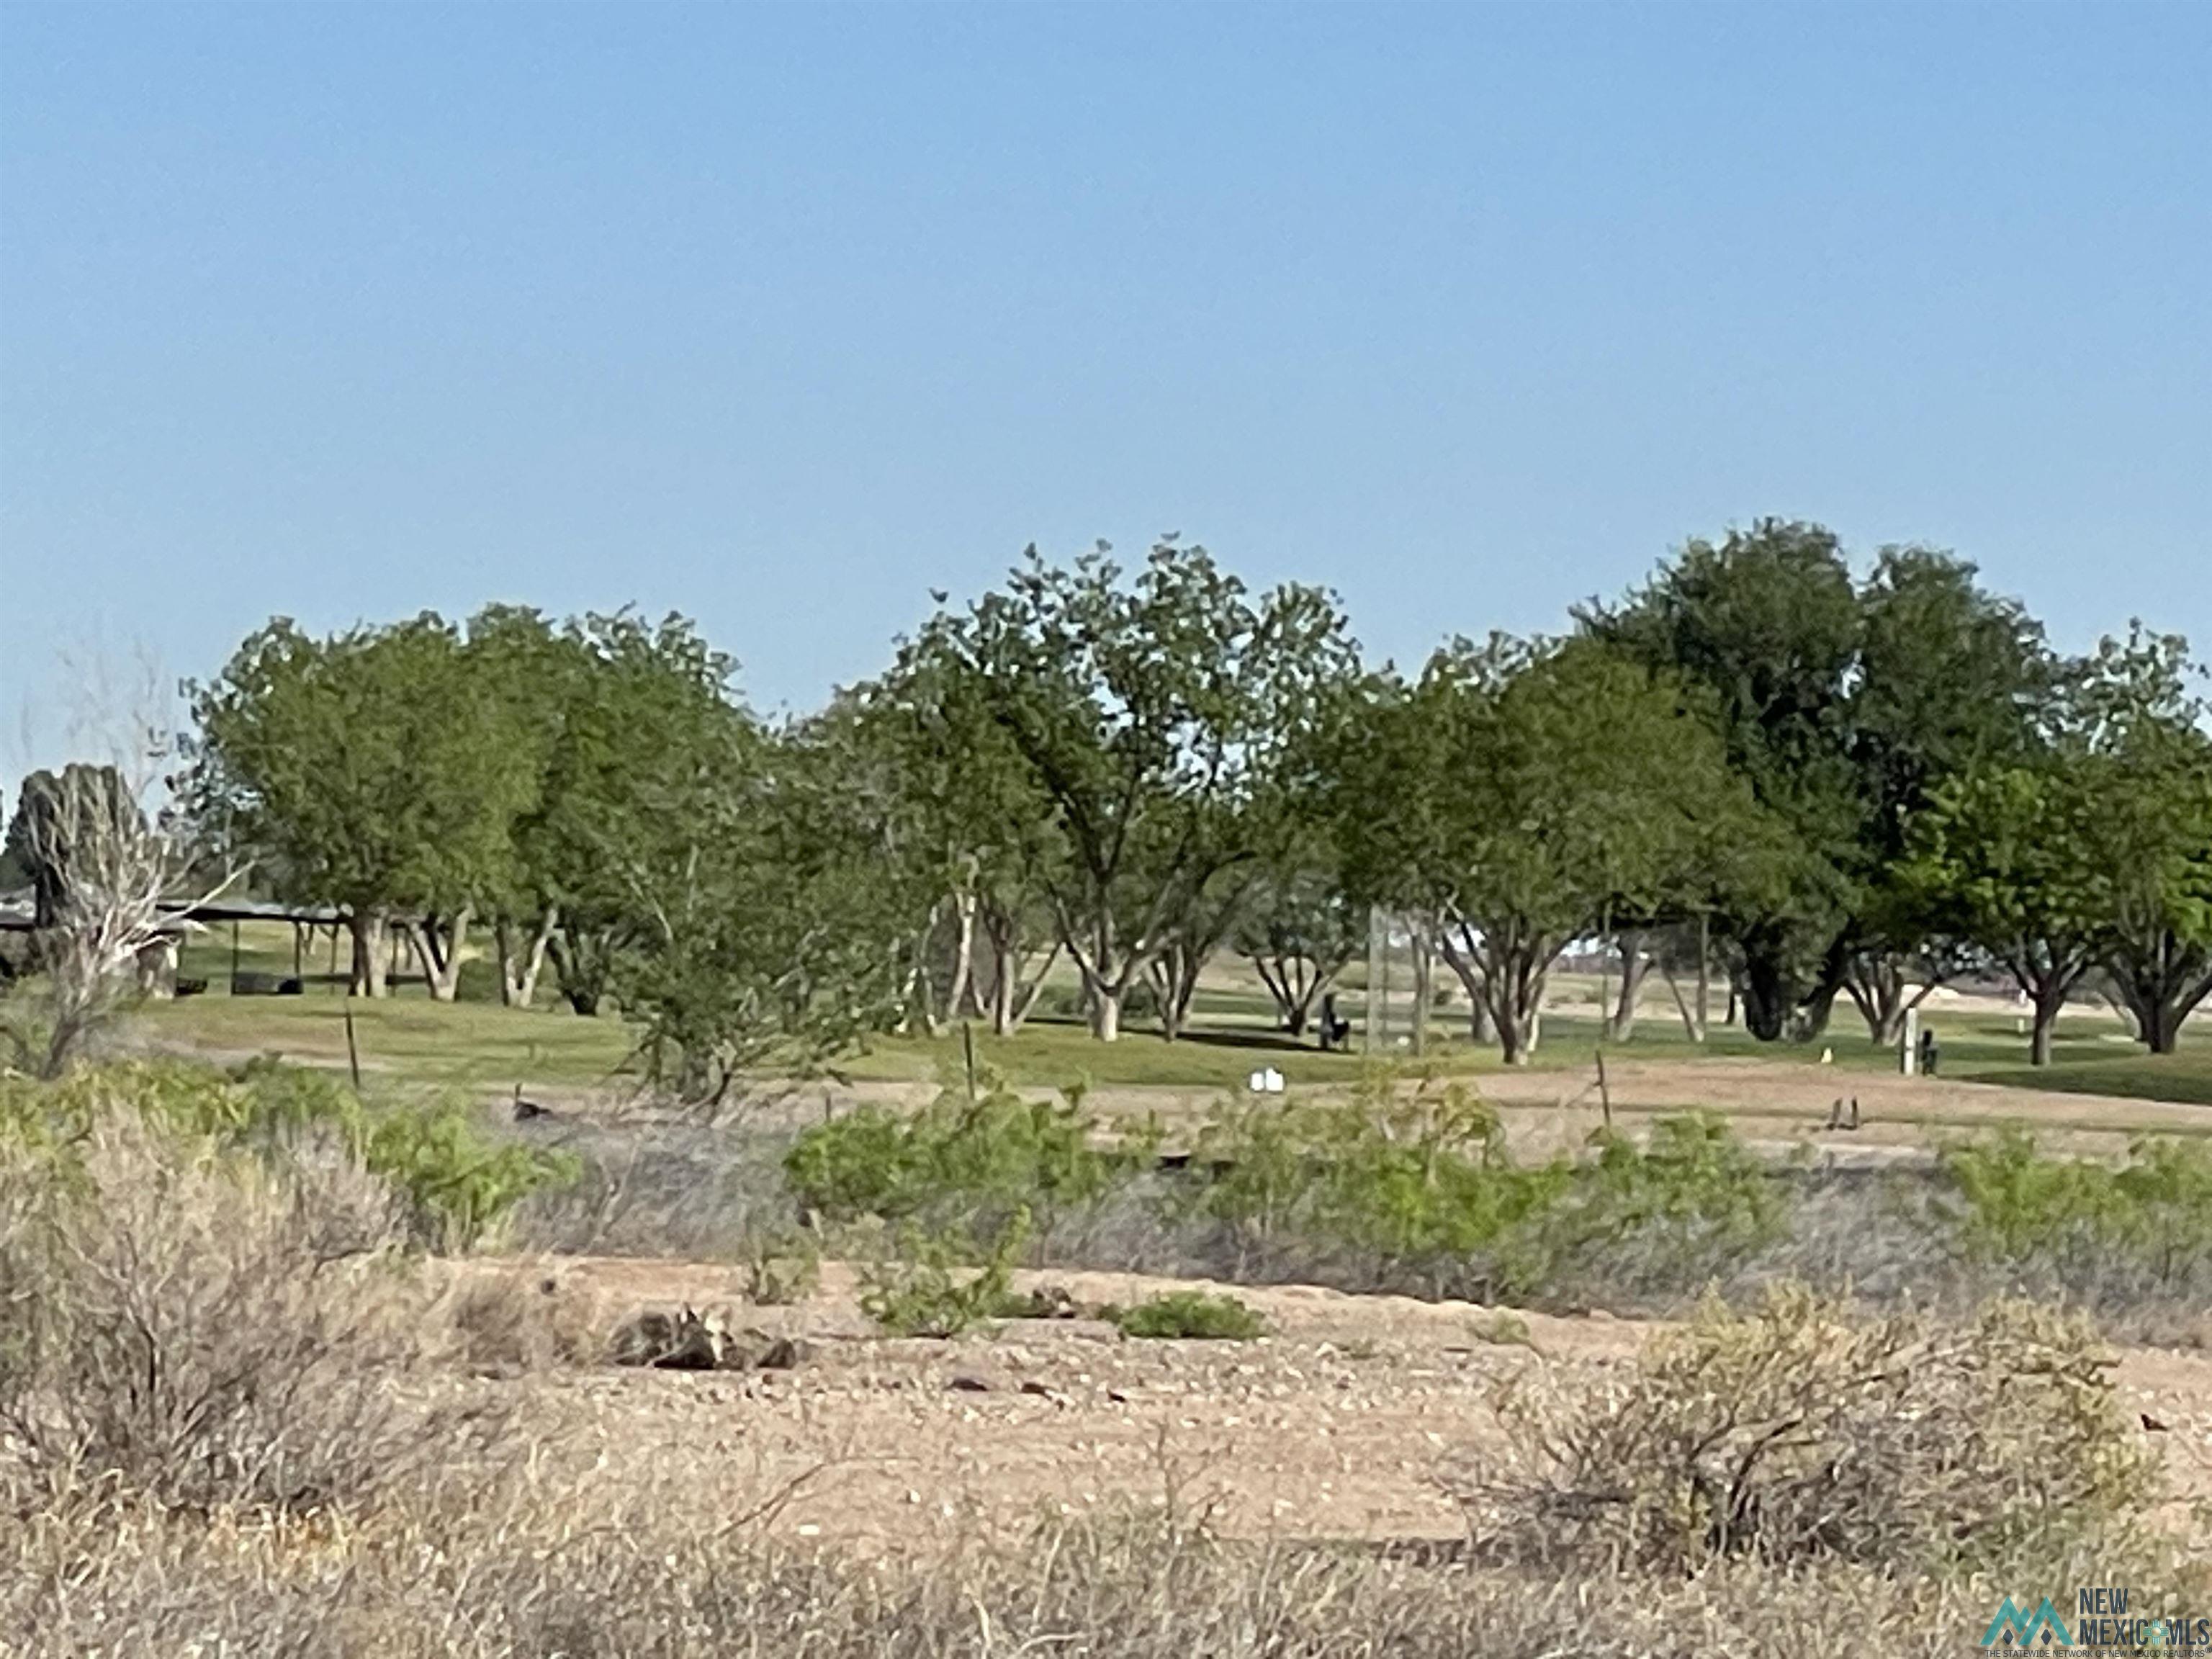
left=1457, top=1282, right=2159, bottom=1576
left=1508, top=1113, right=1785, bottom=1300
left=1173, top=1076, right=1781, bottom=1307
left=1179, top=1074, right=1564, bottom=1276
left=737, top=1227, right=822, bottom=1305
left=858, top=1212, right=1031, bottom=1338
left=358, top=1100, right=580, bottom=1250
left=1467, top=1310, right=1531, bottom=1347
left=0, top=1115, right=467, bottom=1514
left=435, top=1266, right=602, bottom=1375
left=0, top=1059, right=578, bottom=1250
left=784, top=1079, right=1151, bottom=1244
left=1109, top=1290, right=1266, bottom=1341
left=1942, top=1128, right=2212, bottom=1287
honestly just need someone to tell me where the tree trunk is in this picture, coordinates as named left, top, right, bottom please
left=947, top=889, right=979, bottom=1021
left=1695, top=913, right=1710, bottom=1043
left=990, top=935, right=1017, bottom=1035
left=1150, top=941, right=1202, bottom=1042
left=1411, top=928, right=1431, bottom=1056
left=1477, top=935, right=1552, bottom=1066
left=1606, top=931, right=1650, bottom=1043
left=2105, top=932, right=2212, bottom=1058
left=1090, top=981, right=1122, bottom=1042
left=2028, top=979, right=2068, bottom=1067
left=1434, top=926, right=1493, bottom=1049
left=498, top=909, right=557, bottom=1007
left=1007, top=941, right=1059, bottom=1035
left=547, top=922, right=609, bottom=1016
left=347, top=909, right=390, bottom=999
left=1739, top=953, right=1790, bottom=1043
left=408, top=908, right=471, bottom=1002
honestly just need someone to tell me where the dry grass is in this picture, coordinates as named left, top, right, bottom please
left=1, top=1092, right=2206, bottom=1658
left=0, top=1477, right=2161, bottom=1659
left=0, top=1118, right=500, bottom=1516
left=1453, top=1282, right=2174, bottom=1578
left=430, top=1261, right=606, bottom=1376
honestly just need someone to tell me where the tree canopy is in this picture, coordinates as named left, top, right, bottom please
left=94, top=522, right=2206, bottom=1081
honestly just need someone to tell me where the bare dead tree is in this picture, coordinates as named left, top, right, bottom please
left=4, top=649, right=238, bottom=1076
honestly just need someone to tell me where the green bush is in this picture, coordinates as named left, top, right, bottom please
left=736, top=1227, right=822, bottom=1305
left=1180, top=1074, right=1565, bottom=1270
left=857, top=1212, right=1030, bottom=1339
left=0, top=1059, right=577, bottom=1251
left=1173, top=1075, right=1782, bottom=1305
left=784, top=1079, right=1152, bottom=1243
left=1942, top=1128, right=2212, bottom=1285
left=1109, top=1290, right=1266, bottom=1341
left=1509, top=1113, right=1785, bottom=1297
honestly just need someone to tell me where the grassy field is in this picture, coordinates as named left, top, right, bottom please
left=145, top=920, right=2212, bottom=1107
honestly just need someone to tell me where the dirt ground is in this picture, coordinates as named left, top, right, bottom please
left=462, top=1256, right=2212, bottom=1555
left=504, top=1053, right=2211, bottom=1170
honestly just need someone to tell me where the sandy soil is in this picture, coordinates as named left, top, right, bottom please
left=467, top=1256, right=2212, bottom=1555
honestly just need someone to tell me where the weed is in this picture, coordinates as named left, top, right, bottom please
left=737, top=1228, right=822, bottom=1305
left=1467, top=1310, right=1532, bottom=1347
left=1109, top=1291, right=1267, bottom=1341
left=857, top=1210, right=1032, bottom=1338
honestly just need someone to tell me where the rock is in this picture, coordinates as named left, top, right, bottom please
left=948, top=1375, right=994, bottom=1393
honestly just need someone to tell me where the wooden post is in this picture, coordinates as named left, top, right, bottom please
left=343, top=1006, right=363, bottom=1090
left=230, top=919, right=240, bottom=987
left=961, top=1021, right=978, bottom=1102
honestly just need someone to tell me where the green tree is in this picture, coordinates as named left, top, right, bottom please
left=1583, top=524, right=2055, bottom=1045
left=930, top=540, right=1356, bottom=1041
left=516, top=612, right=740, bottom=1016
left=611, top=713, right=906, bottom=1104
left=1233, top=848, right=1364, bottom=1037
left=3, top=765, right=140, bottom=930
left=837, top=621, right=1067, bottom=1038
left=1838, top=547, right=2056, bottom=1043
left=188, top=615, right=541, bottom=997
left=1904, top=756, right=2116, bottom=1066
left=2078, top=628, right=2212, bottom=1053
left=1580, top=521, right=1863, bottom=1041
left=1334, top=636, right=1758, bottom=1064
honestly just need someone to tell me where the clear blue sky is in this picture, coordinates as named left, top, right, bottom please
left=3, top=4, right=2207, bottom=775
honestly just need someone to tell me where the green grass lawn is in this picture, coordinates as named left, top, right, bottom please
left=138, top=982, right=640, bottom=1092
left=141, top=920, right=2212, bottom=1107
